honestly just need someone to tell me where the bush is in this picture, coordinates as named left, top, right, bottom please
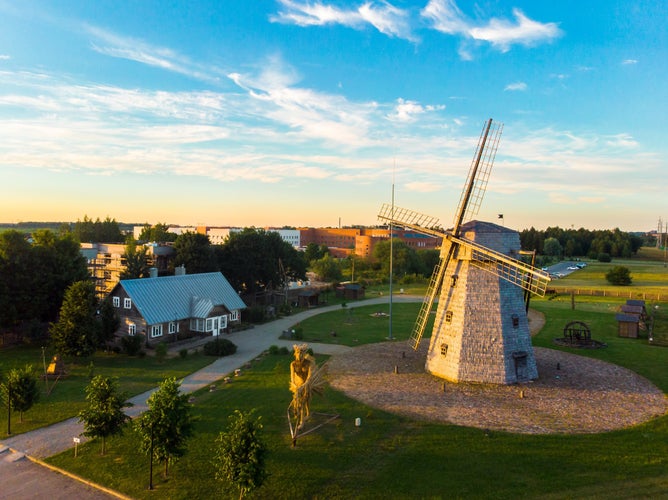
left=203, top=338, right=238, bottom=357
left=598, top=252, right=612, bottom=263
left=120, top=335, right=143, bottom=356
left=268, top=345, right=290, bottom=355
left=606, top=265, right=632, bottom=286
left=155, top=342, right=168, bottom=363
left=179, top=348, right=188, bottom=359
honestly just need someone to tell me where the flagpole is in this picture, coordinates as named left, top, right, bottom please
left=388, top=163, right=395, bottom=340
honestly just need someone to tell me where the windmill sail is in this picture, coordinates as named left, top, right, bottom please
left=454, top=119, right=503, bottom=231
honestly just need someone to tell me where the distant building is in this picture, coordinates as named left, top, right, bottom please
left=81, top=242, right=175, bottom=298
left=299, top=227, right=441, bottom=258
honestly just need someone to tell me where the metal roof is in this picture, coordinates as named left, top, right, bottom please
left=120, top=272, right=246, bottom=325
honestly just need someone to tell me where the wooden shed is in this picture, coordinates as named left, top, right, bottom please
left=335, top=282, right=365, bottom=300
left=616, top=313, right=640, bottom=338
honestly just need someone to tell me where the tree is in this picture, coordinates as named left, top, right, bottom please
left=49, top=280, right=99, bottom=357
left=303, top=243, right=329, bottom=264
left=214, top=409, right=268, bottom=500
left=1, top=365, right=40, bottom=434
left=121, top=237, right=150, bottom=279
left=542, top=237, right=563, bottom=259
left=97, top=297, right=120, bottom=348
left=310, top=254, right=342, bottom=282
left=78, top=376, right=132, bottom=455
left=173, top=232, right=217, bottom=274
left=135, top=377, right=194, bottom=486
left=606, top=266, right=632, bottom=286
left=217, top=228, right=307, bottom=294
left=138, top=223, right=177, bottom=243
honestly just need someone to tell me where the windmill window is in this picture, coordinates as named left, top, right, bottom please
left=445, top=311, right=453, bottom=323
left=450, top=275, right=458, bottom=287
left=440, top=343, right=448, bottom=356
left=512, top=314, right=519, bottom=329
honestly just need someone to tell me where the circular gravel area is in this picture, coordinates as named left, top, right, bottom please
left=326, top=314, right=667, bottom=434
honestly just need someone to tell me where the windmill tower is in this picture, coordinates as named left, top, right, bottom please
left=378, top=119, right=550, bottom=384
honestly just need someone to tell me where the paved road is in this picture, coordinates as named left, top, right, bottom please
left=0, top=295, right=414, bottom=499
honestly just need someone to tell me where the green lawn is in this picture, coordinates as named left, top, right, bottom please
left=45, top=295, right=668, bottom=499
left=0, top=346, right=213, bottom=437
left=549, top=259, right=668, bottom=298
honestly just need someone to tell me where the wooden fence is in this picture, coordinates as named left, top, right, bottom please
left=547, top=288, right=668, bottom=303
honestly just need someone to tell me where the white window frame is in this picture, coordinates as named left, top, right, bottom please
left=124, top=298, right=132, bottom=309
left=151, top=324, right=163, bottom=338
left=219, top=315, right=228, bottom=330
left=128, top=323, right=136, bottom=336
left=168, top=321, right=179, bottom=334
left=230, top=310, right=239, bottom=321
left=113, top=296, right=120, bottom=307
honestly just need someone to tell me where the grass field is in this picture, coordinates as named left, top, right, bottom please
left=45, top=295, right=668, bottom=499
left=0, top=346, right=213, bottom=437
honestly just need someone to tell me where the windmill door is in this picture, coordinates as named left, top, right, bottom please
left=513, top=351, right=529, bottom=382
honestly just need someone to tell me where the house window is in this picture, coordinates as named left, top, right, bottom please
left=168, top=321, right=178, bottom=334
left=206, top=318, right=213, bottom=332
left=219, top=315, right=228, bottom=330
left=151, top=325, right=163, bottom=338
left=512, top=314, right=520, bottom=329
left=230, top=310, right=239, bottom=321
left=440, top=343, right=448, bottom=356
left=124, top=298, right=132, bottom=309
left=128, top=323, right=136, bottom=336
left=445, top=311, right=453, bottom=324
left=189, top=318, right=205, bottom=332
left=113, top=296, right=120, bottom=307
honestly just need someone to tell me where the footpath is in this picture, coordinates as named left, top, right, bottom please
left=0, top=295, right=411, bottom=498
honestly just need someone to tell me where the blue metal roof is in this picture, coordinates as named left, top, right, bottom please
left=120, top=272, right=246, bottom=325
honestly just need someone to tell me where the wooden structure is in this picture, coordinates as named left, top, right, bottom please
left=378, top=119, right=550, bottom=384
left=335, top=282, right=365, bottom=300
left=616, top=299, right=648, bottom=338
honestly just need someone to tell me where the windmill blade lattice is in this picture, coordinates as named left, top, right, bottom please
left=453, top=120, right=503, bottom=230
left=377, top=204, right=442, bottom=237
left=451, top=235, right=551, bottom=296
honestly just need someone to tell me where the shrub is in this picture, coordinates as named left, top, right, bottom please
left=155, top=342, right=168, bottom=363
left=268, top=345, right=290, bottom=355
left=606, top=265, right=632, bottom=286
left=598, top=252, right=612, bottom=263
left=203, top=338, right=238, bottom=357
left=120, top=335, right=143, bottom=356
left=179, top=348, right=188, bottom=359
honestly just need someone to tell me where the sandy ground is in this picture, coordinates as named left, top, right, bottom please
left=326, top=309, right=667, bottom=434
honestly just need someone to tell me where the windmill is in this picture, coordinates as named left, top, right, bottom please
left=378, top=119, right=550, bottom=384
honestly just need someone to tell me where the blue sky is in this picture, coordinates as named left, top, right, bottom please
left=0, top=0, right=665, bottom=231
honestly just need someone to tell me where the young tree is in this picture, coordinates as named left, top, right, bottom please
left=606, top=266, right=632, bottom=286
left=78, top=375, right=132, bottom=455
left=1, top=365, right=40, bottom=434
left=214, top=409, right=268, bottom=500
left=135, top=377, right=194, bottom=486
left=49, top=280, right=99, bottom=357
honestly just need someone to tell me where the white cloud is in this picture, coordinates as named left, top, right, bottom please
left=504, top=82, right=527, bottom=92
left=84, top=25, right=222, bottom=84
left=271, top=0, right=416, bottom=41
left=422, top=1, right=562, bottom=56
left=0, top=55, right=10, bottom=60
left=387, top=98, right=445, bottom=122
left=622, top=59, right=638, bottom=65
